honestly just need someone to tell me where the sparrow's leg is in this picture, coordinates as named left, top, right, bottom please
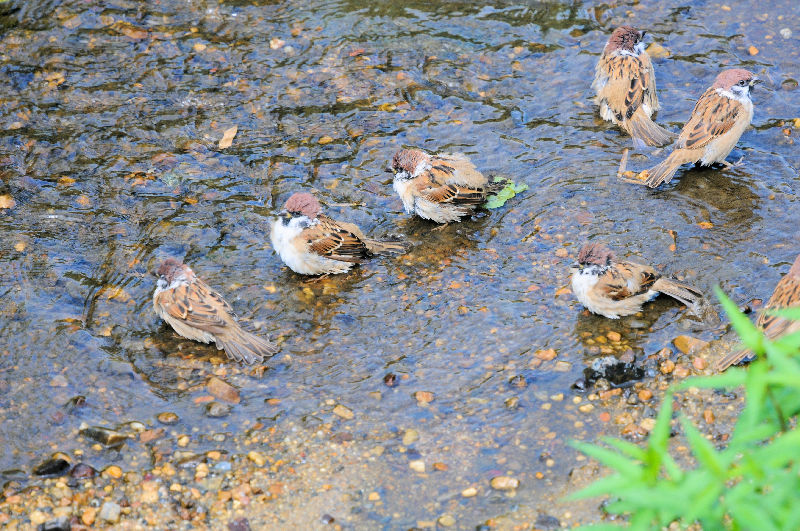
left=303, top=274, right=331, bottom=284
left=617, top=171, right=651, bottom=186
left=615, top=148, right=649, bottom=186
left=432, top=223, right=451, bottom=232
left=721, top=156, right=745, bottom=169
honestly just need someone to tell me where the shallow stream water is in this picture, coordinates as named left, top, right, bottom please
left=1, top=0, right=799, bottom=528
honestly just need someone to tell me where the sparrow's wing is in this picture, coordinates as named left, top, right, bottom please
left=642, top=52, right=660, bottom=112
left=677, top=88, right=742, bottom=150
left=428, top=153, right=488, bottom=188
left=155, top=279, right=234, bottom=332
left=305, top=215, right=371, bottom=263
left=599, top=261, right=659, bottom=301
left=595, top=53, right=651, bottom=122
left=757, top=274, right=800, bottom=341
left=415, top=168, right=487, bottom=208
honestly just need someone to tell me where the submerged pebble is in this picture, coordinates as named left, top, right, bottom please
left=490, top=476, right=519, bottom=491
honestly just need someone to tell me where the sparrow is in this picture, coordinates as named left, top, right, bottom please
left=716, top=254, right=800, bottom=371
left=570, top=243, right=705, bottom=319
left=643, top=68, right=760, bottom=188
left=593, top=26, right=674, bottom=148
left=153, top=258, right=278, bottom=364
left=270, top=192, right=407, bottom=276
left=389, top=149, right=503, bottom=224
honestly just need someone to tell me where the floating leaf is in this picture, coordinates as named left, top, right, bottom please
left=485, top=178, right=528, bottom=209
left=218, top=126, right=238, bottom=149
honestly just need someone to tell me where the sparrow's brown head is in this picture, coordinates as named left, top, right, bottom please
left=283, top=192, right=322, bottom=219
left=157, top=258, right=191, bottom=283
left=577, top=243, right=615, bottom=266
left=606, top=26, right=645, bottom=53
left=391, top=149, right=428, bottom=176
left=713, top=68, right=759, bottom=91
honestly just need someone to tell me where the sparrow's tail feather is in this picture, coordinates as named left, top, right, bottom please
left=715, top=347, right=756, bottom=372
left=365, top=239, right=409, bottom=255
left=217, top=328, right=279, bottom=365
left=486, top=178, right=506, bottom=194
left=644, top=150, right=694, bottom=188
left=653, top=277, right=704, bottom=313
left=624, top=111, right=675, bottom=148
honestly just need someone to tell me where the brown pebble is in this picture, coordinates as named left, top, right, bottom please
left=621, top=423, right=647, bottom=438
left=333, top=405, right=354, bottom=420
left=535, top=348, right=557, bottom=361
left=598, top=389, right=621, bottom=400
left=660, top=360, right=675, bottom=374
left=415, top=391, right=434, bottom=404
left=206, top=377, right=240, bottom=404
left=103, top=465, right=123, bottom=479
left=433, top=462, right=448, bottom=471
left=70, top=463, right=96, bottom=479
left=673, top=365, right=690, bottom=379
left=82, top=507, right=97, bottom=526
left=638, top=389, right=653, bottom=401
left=140, top=428, right=165, bottom=444
left=598, top=412, right=610, bottom=422
left=693, top=357, right=707, bottom=371
left=383, top=373, right=397, bottom=387
left=490, top=476, right=519, bottom=490
left=157, top=412, right=179, bottom=425
left=606, top=331, right=621, bottom=342
left=673, top=335, right=709, bottom=355
left=703, top=409, right=715, bottom=424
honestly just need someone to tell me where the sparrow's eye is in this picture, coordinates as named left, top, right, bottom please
left=738, top=80, right=747, bottom=86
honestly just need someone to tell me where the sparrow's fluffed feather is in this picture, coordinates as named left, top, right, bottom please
left=570, top=243, right=705, bottom=319
left=716, top=254, right=800, bottom=372
left=644, top=68, right=759, bottom=188
left=390, top=149, right=502, bottom=223
left=153, top=258, right=278, bottom=364
left=270, top=192, right=406, bottom=276
left=593, top=26, right=674, bottom=148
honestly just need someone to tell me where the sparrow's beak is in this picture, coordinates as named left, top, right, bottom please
left=150, top=269, right=159, bottom=278
left=384, top=167, right=394, bottom=174
left=640, top=30, right=647, bottom=41
left=569, top=262, right=581, bottom=271
left=750, top=76, right=762, bottom=86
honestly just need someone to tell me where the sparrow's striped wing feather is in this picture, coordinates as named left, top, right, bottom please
left=156, top=280, right=232, bottom=331
left=417, top=163, right=487, bottom=207
left=677, top=88, right=742, bottom=150
left=642, top=53, right=659, bottom=112
left=596, top=53, right=650, bottom=121
left=429, top=153, right=488, bottom=188
left=600, top=261, right=659, bottom=301
left=757, top=275, right=800, bottom=341
left=306, top=216, right=371, bottom=263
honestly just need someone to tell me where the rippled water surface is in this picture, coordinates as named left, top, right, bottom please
left=1, top=0, right=799, bottom=527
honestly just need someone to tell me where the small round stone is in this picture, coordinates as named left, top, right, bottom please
left=490, top=476, right=519, bottom=491
left=157, top=412, right=179, bottom=425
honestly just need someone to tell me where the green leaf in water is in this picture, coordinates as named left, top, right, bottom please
left=484, top=177, right=528, bottom=209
